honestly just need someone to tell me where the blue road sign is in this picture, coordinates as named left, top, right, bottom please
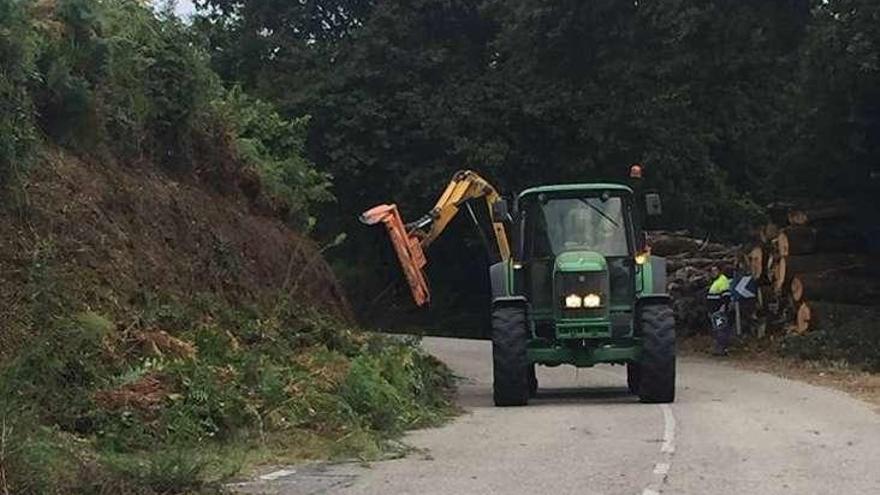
left=732, top=275, right=757, bottom=301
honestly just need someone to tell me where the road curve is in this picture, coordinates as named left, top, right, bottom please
left=235, top=337, right=880, bottom=495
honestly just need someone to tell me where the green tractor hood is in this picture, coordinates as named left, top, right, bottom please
left=554, top=251, right=607, bottom=272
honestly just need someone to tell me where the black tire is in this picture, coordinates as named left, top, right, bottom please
left=638, top=303, right=676, bottom=403
left=492, top=305, right=529, bottom=406
left=626, top=363, right=641, bottom=395
left=528, top=363, right=538, bottom=398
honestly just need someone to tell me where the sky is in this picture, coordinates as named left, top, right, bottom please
left=153, top=0, right=195, bottom=18
left=174, top=0, right=195, bottom=17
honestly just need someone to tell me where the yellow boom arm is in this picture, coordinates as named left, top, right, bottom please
left=409, top=170, right=511, bottom=260
left=360, top=170, right=511, bottom=306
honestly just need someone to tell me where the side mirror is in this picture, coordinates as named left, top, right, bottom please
left=645, top=192, right=662, bottom=216
left=491, top=199, right=510, bottom=223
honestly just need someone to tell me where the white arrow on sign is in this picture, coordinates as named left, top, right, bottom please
left=734, top=276, right=756, bottom=299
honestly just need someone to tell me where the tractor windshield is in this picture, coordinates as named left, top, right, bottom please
left=524, top=196, right=629, bottom=258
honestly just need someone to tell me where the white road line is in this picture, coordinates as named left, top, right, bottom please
left=660, top=404, right=676, bottom=454
left=260, top=469, right=297, bottom=481
left=653, top=463, right=670, bottom=475
left=640, top=404, right=677, bottom=495
left=568, top=366, right=678, bottom=495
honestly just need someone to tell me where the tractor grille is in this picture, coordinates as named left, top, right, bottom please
left=556, top=271, right=609, bottom=319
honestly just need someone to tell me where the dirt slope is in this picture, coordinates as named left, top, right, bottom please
left=0, top=148, right=350, bottom=358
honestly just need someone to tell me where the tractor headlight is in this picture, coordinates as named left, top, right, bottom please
left=582, top=293, right=601, bottom=308
left=564, top=294, right=583, bottom=308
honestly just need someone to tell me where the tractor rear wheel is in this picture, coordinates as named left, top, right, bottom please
left=492, top=305, right=529, bottom=407
left=638, top=303, right=676, bottom=403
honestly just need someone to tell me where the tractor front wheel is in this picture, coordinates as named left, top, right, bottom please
left=638, top=303, right=676, bottom=403
left=492, top=305, right=529, bottom=407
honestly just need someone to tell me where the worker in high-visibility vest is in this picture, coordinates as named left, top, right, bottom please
left=707, top=265, right=732, bottom=356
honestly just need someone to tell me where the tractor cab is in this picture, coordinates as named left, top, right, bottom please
left=513, top=185, right=640, bottom=344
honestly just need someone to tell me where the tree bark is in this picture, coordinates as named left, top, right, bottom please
left=790, top=276, right=804, bottom=303
left=788, top=273, right=880, bottom=306
left=767, top=202, right=796, bottom=226
left=787, top=204, right=853, bottom=226
left=759, top=223, right=779, bottom=243
left=768, top=256, right=782, bottom=294
left=777, top=226, right=816, bottom=256
left=793, top=301, right=812, bottom=335
left=667, top=257, right=736, bottom=272
left=777, top=226, right=867, bottom=256
left=648, top=232, right=729, bottom=256
left=780, top=254, right=873, bottom=278
left=748, top=245, right=764, bottom=280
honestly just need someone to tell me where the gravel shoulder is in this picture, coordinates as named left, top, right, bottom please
left=682, top=335, right=880, bottom=411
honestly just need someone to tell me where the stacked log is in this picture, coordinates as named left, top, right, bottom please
left=745, top=200, right=878, bottom=335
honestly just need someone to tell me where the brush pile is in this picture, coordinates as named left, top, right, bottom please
left=649, top=231, right=739, bottom=334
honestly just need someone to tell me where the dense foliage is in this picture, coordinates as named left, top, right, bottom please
left=192, top=0, right=880, bottom=326
left=193, top=0, right=878, bottom=234
left=0, top=297, right=453, bottom=494
left=0, top=0, right=331, bottom=224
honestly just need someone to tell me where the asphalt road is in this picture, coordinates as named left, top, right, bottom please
left=235, top=337, right=880, bottom=495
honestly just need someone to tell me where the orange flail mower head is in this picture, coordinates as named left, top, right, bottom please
left=360, top=204, right=430, bottom=306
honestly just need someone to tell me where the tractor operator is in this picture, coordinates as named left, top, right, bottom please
left=707, top=265, right=732, bottom=356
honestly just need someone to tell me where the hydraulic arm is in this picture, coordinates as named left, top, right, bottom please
left=360, top=170, right=511, bottom=306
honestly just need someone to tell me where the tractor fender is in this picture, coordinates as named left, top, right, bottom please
left=647, top=255, right=668, bottom=295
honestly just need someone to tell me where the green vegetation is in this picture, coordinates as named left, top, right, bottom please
left=0, top=0, right=331, bottom=223
left=0, top=297, right=454, bottom=494
left=212, top=87, right=334, bottom=229
left=196, top=0, right=880, bottom=234
left=0, top=2, right=454, bottom=494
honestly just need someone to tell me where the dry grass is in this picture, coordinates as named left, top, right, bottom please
left=135, top=330, right=198, bottom=360
left=0, top=148, right=351, bottom=362
left=93, top=372, right=172, bottom=419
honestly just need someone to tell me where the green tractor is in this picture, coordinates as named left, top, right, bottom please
left=361, top=169, right=674, bottom=406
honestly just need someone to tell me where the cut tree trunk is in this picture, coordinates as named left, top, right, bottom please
left=771, top=256, right=787, bottom=293
left=748, top=245, right=764, bottom=280
left=777, top=226, right=815, bottom=256
left=759, top=223, right=780, bottom=244
left=790, top=276, right=804, bottom=303
left=667, top=256, right=737, bottom=272
left=767, top=202, right=796, bottom=226
left=788, top=273, right=880, bottom=306
left=767, top=253, right=783, bottom=293
left=773, top=254, right=875, bottom=293
left=787, top=204, right=853, bottom=226
left=793, top=301, right=812, bottom=334
left=777, top=226, right=867, bottom=256
left=648, top=232, right=728, bottom=257
left=756, top=285, right=766, bottom=311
